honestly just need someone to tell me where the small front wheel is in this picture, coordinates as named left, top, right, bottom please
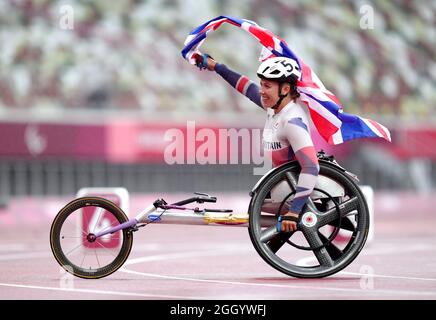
left=50, top=197, right=133, bottom=279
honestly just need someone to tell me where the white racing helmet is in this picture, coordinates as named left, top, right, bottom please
left=257, top=57, right=301, bottom=83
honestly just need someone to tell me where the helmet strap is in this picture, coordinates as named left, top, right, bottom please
left=271, top=83, right=287, bottom=110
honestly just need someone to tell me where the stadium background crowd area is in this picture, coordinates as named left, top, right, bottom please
left=0, top=0, right=434, bottom=199
left=0, top=0, right=434, bottom=120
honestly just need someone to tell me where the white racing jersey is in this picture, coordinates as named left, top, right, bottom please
left=263, top=102, right=311, bottom=167
left=215, top=63, right=320, bottom=213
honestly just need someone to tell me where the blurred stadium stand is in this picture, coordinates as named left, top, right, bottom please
left=0, top=0, right=435, bottom=198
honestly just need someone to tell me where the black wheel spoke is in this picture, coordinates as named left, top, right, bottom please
left=318, top=197, right=359, bottom=227
left=267, top=232, right=294, bottom=253
left=317, top=231, right=343, bottom=260
left=302, top=228, right=334, bottom=267
left=328, top=216, right=356, bottom=232
left=304, top=197, right=319, bottom=213
left=285, top=172, right=297, bottom=193
left=260, top=226, right=280, bottom=243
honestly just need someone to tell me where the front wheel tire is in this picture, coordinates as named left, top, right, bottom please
left=50, top=197, right=133, bottom=279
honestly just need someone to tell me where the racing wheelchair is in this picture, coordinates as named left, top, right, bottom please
left=50, top=151, right=369, bottom=279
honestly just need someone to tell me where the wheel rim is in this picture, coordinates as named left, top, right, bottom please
left=50, top=197, right=133, bottom=279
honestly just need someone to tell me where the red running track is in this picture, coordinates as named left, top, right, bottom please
left=0, top=192, right=435, bottom=300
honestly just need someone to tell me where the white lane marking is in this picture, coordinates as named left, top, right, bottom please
left=4, top=241, right=435, bottom=299
left=0, top=282, right=205, bottom=300
left=340, top=271, right=436, bottom=282
left=120, top=250, right=436, bottom=297
left=296, top=243, right=436, bottom=282
left=119, top=267, right=436, bottom=297
left=0, top=244, right=28, bottom=252
left=124, top=248, right=246, bottom=266
left=295, top=256, right=317, bottom=267
left=0, top=251, right=51, bottom=261
left=362, top=243, right=435, bottom=256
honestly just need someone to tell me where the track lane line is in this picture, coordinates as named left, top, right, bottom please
left=0, top=282, right=206, bottom=300
left=119, top=250, right=436, bottom=298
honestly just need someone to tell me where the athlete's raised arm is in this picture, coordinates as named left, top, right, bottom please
left=195, top=54, right=263, bottom=109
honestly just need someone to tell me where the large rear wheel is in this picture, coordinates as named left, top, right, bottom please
left=248, top=161, right=369, bottom=278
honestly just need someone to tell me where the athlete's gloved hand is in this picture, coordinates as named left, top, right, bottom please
left=277, top=212, right=300, bottom=233
left=193, top=53, right=215, bottom=71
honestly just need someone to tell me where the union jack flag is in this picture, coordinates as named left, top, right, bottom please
left=181, top=15, right=391, bottom=145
